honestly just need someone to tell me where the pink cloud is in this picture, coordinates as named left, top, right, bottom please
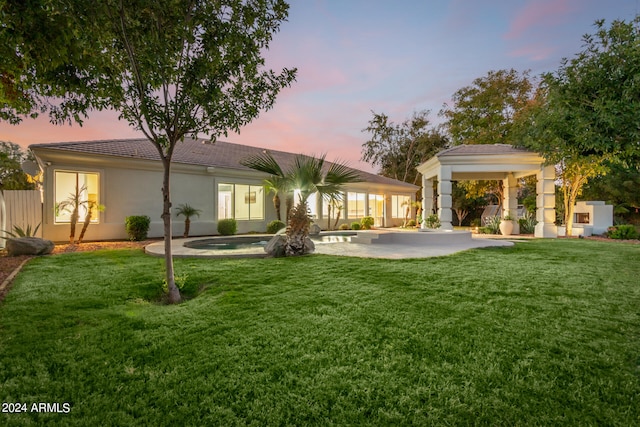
left=505, top=0, right=574, bottom=40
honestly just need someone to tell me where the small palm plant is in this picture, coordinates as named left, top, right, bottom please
left=58, top=184, right=87, bottom=244
left=176, top=204, right=202, bottom=238
left=76, top=201, right=105, bottom=243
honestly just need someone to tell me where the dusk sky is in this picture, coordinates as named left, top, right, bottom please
left=1, top=0, right=637, bottom=173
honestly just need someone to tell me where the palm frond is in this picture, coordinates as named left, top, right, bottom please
left=241, top=152, right=286, bottom=177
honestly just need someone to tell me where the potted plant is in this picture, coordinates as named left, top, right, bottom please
left=499, top=212, right=515, bottom=236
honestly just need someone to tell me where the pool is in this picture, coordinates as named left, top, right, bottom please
left=184, top=232, right=355, bottom=251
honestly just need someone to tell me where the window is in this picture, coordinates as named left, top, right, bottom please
left=322, top=193, right=343, bottom=219
left=391, top=195, right=411, bottom=219
left=218, top=183, right=264, bottom=220
left=368, top=194, right=384, bottom=225
left=347, top=192, right=365, bottom=218
left=55, top=171, right=100, bottom=223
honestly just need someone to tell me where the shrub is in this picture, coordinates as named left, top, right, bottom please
left=518, top=215, right=538, bottom=234
left=406, top=219, right=416, bottom=227
left=338, top=223, right=350, bottom=230
left=351, top=222, right=361, bottom=230
left=470, top=218, right=481, bottom=227
left=217, top=218, right=237, bottom=236
left=125, top=216, right=151, bottom=241
left=484, top=216, right=501, bottom=234
left=361, top=216, right=374, bottom=230
left=477, top=226, right=492, bottom=234
left=267, top=220, right=286, bottom=234
left=607, top=225, right=639, bottom=240
left=424, top=214, right=440, bottom=229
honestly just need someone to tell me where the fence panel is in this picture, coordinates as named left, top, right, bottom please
left=2, top=190, right=43, bottom=239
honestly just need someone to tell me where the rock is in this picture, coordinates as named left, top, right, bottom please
left=304, top=237, right=315, bottom=253
left=6, top=237, right=54, bottom=256
left=265, top=234, right=287, bottom=258
left=309, top=223, right=321, bottom=236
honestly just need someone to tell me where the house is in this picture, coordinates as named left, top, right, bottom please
left=29, top=138, right=419, bottom=241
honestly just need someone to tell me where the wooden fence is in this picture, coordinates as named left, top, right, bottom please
left=1, top=190, right=43, bottom=246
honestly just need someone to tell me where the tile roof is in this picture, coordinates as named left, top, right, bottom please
left=30, top=138, right=418, bottom=189
left=436, top=144, right=534, bottom=157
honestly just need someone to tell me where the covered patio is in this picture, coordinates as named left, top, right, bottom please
left=416, top=144, right=557, bottom=238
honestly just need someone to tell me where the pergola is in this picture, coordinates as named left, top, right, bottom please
left=416, top=144, right=557, bottom=238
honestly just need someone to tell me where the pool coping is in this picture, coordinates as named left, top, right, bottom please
left=145, top=231, right=515, bottom=259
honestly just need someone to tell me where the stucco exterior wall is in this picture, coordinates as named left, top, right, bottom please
left=34, top=149, right=415, bottom=242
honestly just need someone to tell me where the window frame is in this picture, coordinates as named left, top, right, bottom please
left=53, top=170, right=101, bottom=224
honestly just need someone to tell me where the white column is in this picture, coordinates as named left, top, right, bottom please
left=437, top=166, right=453, bottom=230
left=503, top=173, right=519, bottom=234
left=535, top=165, right=557, bottom=238
left=421, top=177, right=434, bottom=229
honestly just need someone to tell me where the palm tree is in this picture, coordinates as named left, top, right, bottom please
left=77, top=200, right=105, bottom=243
left=58, top=184, right=86, bottom=244
left=241, top=153, right=291, bottom=221
left=176, top=204, right=202, bottom=238
left=242, top=152, right=361, bottom=256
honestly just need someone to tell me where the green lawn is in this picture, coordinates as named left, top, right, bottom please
left=1, top=240, right=639, bottom=426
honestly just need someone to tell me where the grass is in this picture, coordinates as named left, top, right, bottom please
left=0, top=240, right=639, bottom=426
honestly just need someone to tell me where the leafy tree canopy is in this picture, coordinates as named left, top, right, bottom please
left=1, top=0, right=297, bottom=303
left=440, top=69, right=537, bottom=146
left=0, top=141, right=36, bottom=190
left=361, top=110, right=447, bottom=185
left=520, top=17, right=640, bottom=163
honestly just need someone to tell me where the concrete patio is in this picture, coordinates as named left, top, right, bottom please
left=145, top=230, right=515, bottom=259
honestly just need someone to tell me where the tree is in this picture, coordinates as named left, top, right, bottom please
left=361, top=110, right=447, bottom=185
left=0, top=141, right=37, bottom=190
left=176, top=204, right=202, bottom=238
left=582, top=163, right=640, bottom=220
left=440, top=69, right=537, bottom=146
left=557, top=157, right=608, bottom=235
left=536, top=17, right=640, bottom=162
left=2, top=0, right=296, bottom=303
left=241, top=152, right=292, bottom=222
left=242, top=152, right=361, bottom=255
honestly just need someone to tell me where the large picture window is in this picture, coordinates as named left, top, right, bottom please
left=55, top=171, right=100, bottom=223
left=218, top=183, right=264, bottom=220
left=391, top=195, right=411, bottom=219
left=347, top=192, right=365, bottom=218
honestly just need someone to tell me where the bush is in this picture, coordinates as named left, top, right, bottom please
left=406, top=219, right=416, bottom=227
left=484, top=216, right=501, bottom=234
left=361, top=216, right=374, bottom=230
left=470, top=218, right=481, bottom=227
left=477, top=227, right=492, bottom=234
left=518, top=215, right=538, bottom=234
left=351, top=222, right=361, bottom=230
left=424, top=214, right=440, bottom=229
left=338, top=223, right=350, bottom=230
left=217, top=218, right=237, bottom=236
left=606, top=225, right=639, bottom=240
left=267, top=220, right=286, bottom=234
left=125, top=216, right=151, bottom=241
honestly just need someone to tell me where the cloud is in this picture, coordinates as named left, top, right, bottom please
left=504, top=0, right=574, bottom=40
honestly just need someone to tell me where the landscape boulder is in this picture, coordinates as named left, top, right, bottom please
left=309, top=223, right=321, bottom=236
left=264, top=234, right=287, bottom=258
left=6, top=237, right=55, bottom=256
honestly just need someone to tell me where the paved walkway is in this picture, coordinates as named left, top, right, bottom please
left=145, top=232, right=515, bottom=260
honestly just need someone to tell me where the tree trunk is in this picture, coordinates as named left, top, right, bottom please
left=327, top=204, right=332, bottom=230
left=162, top=157, right=181, bottom=304
left=274, top=194, right=281, bottom=221
left=333, top=207, right=341, bottom=230
left=69, top=207, right=78, bottom=244
left=183, top=217, right=190, bottom=238
left=77, top=204, right=93, bottom=244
